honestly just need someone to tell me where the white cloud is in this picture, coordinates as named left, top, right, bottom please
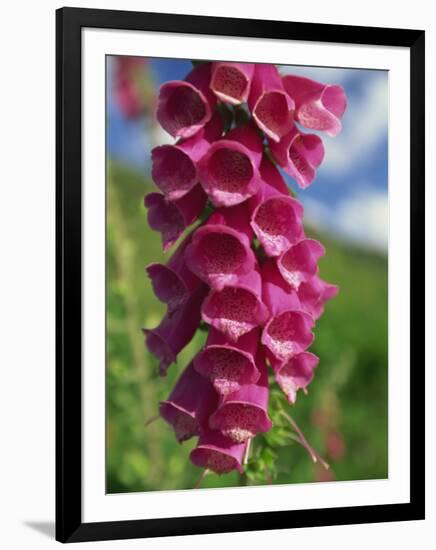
left=335, top=190, right=388, bottom=251
left=150, top=123, right=175, bottom=148
left=303, top=188, right=388, bottom=252
left=302, top=197, right=332, bottom=230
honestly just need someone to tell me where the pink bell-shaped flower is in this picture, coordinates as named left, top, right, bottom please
left=190, top=429, right=246, bottom=474
left=145, top=185, right=207, bottom=251
left=198, top=124, right=263, bottom=207
left=248, top=64, right=295, bottom=142
left=146, top=236, right=201, bottom=314
left=194, top=328, right=260, bottom=395
left=185, top=203, right=256, bottom=291
left=156, top=63, right=217, bottom=138
left=151, top=112, right=222, bottom=201
left=160, top=363, right=218, bottom=442
left=298, top=275, right=339, bottom=320
left=269, top=125, right=324, bottom=189
left=277, top=238, right=325, bottom=290
left=270, top=351, right=319, bottom=404
left=210, top=62, right=255, bottom=105
left=209, top=350, right=273, bottom=442
left=283, top=74, right=347, bottom=137
left=249, top=156, right=304, bottom=257
left=143, top=284, right=208, bottom=376
left=202, top=266, right=269, bottom=342
left=261, top=259, right=314, bottom=363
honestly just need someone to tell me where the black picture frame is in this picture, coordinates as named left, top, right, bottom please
left=56, top=6, right=425, bottom=543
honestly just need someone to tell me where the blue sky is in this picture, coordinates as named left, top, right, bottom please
left=107, top=58, right=388, bottom=252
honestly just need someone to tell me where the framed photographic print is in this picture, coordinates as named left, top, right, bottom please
left=56, top=7, right=425, bottom=543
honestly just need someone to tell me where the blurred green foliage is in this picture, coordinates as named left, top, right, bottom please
left=106, top=161, right=388, bottom=493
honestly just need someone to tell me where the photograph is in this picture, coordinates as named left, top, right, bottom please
left=105, top=57, right=389, bottom=494
left=0, top=1, right=428, bottom=547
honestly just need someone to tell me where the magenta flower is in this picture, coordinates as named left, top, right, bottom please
left=185, top=203, right=256, bottom=291
left=146, top=61, right=344, bottom=477
left=146, top=237, right=201, bottom=313
left=249, top=156, right=304, bottom=257
left=151, top=112, right=222, bottom=201
left=277, top=238, right=325, bottom=290
left=209, top=350, right=272, bottom=443
left=144, top=185, right=207, bottom=251
left=202, top=267, right=269, bottom=342
left=143, top=284, right=208, bottom=376
left=160, top=363, right=218, bottom=442
left=190, top=429, right=246, bottom=474
left=156, top=63, right=217, bottom=138
left=114, top=57, right=146, bottom=119
left=270, top=351, right=319, bottom=404
left=248, top=64, right=295, bottom=142
left=115, top=77, right=144, bottom=119
left=194, top=328, right=260, bottom=395
left=325, top=430, right=346, bottom=460
left=283, top=75, right=347, bottom=137
left=269, top=125, right=324, bottom=189
left=261, top=259, right=314, bottom=363
left=197, top=124, right=263, bottom=207
left=210, top=62, right=255, bottom=105
left=298, top=275, right=339, bottom=320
